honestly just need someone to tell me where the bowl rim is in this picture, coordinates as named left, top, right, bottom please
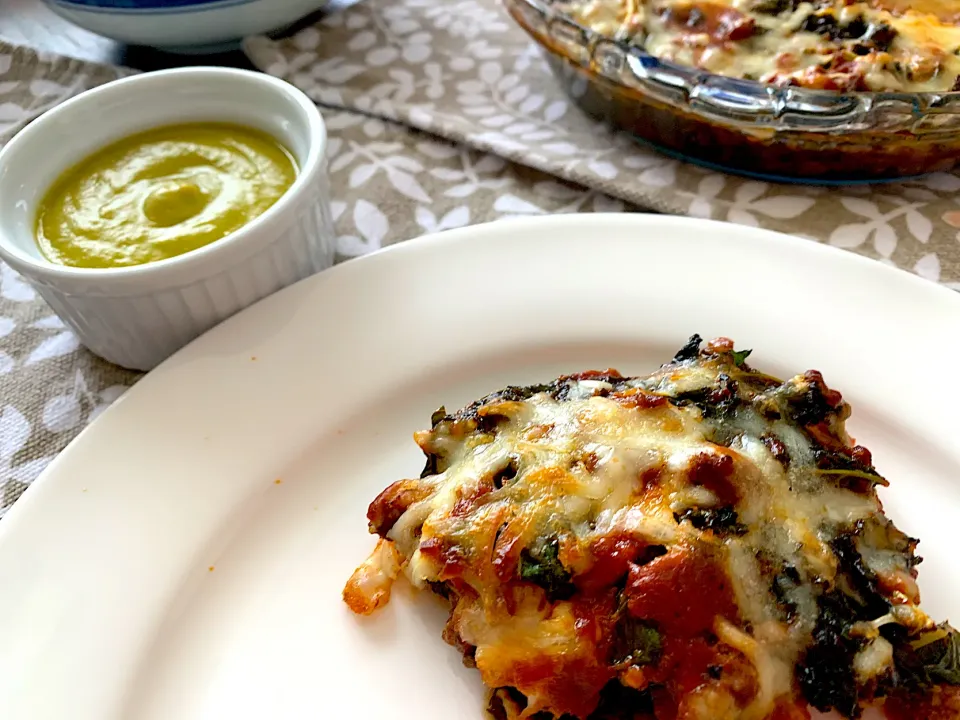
left=48, top=0, right=240, bottom=9
left=507, top=0, right=960, bottom=133
left=0, top=66, right=327, bottom=285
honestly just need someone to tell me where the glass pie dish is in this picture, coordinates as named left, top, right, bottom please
left=504, top=0, right=960, bottom=183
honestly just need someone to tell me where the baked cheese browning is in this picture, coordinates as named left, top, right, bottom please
left=558, top=0, right=960, bottom=92
left=343, top=336, right=960, bottom=720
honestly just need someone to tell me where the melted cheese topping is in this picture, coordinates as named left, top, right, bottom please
left=561, top=0, right=960, bottom=92
left=397, top=392, right=872, bottom=717
left=345, top=343, right=943, bottom=720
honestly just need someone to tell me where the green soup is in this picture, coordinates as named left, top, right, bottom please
left=36, top=122, right=297, bottom=269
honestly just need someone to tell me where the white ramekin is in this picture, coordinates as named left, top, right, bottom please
left=0, top=67, right=334, bottom=371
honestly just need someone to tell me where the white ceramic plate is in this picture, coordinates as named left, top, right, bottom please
left=1, top=215, right=958, bottom=720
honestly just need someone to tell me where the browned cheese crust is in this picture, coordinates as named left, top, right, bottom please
left=344, top=336, right=960, bottom=720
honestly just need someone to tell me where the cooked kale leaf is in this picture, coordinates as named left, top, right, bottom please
left=420, top=454, right=441, bottom=478
left=612, top=617, right=662, bottom=666
left=672, top=334, right=703, bottom=363
left=731, top=348, right=752, bottom=367
left=916, top=624, right=960, bottom=685
left=753, top=0, right=801, bottom=13
left=673, top=373, right=741, bottom=421
left=830, top=530, right=890, bottom=619
left=894, top=623, right=960, bottom=688
left=798, top=591, right=868, bottom=718
left=675, top=507, right=747, bottom=536
left=519, top=538, right=574, bottom=601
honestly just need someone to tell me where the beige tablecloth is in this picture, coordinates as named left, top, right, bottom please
left=2, top=0, right=960, bottom=518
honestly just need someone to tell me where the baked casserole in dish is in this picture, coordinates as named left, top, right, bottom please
left=504, top=0, right=960, bottom=181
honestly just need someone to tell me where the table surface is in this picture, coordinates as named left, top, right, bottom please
left=0, top=0, right=355, bottom=70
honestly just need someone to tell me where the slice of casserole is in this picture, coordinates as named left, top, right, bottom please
left=344, top=336, right=960, bottom=720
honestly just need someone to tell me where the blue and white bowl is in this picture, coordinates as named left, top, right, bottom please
left=45, top=0, right=329, bottom=53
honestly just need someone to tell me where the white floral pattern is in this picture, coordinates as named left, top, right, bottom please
left=0, top=405, right=55, bottom=518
